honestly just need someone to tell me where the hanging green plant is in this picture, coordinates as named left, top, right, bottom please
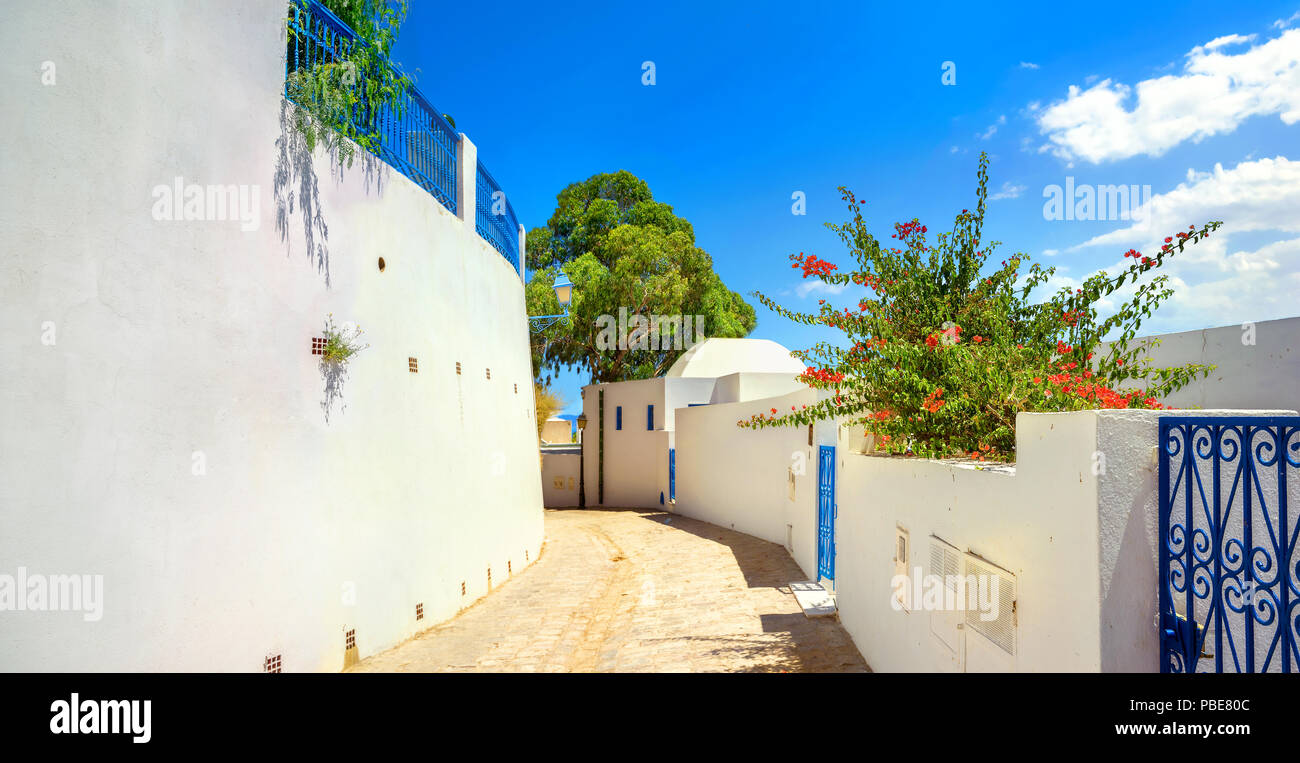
left=285, top=0, right=412, bottom=167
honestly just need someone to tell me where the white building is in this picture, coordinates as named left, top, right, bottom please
left=579, top=338, right=808, bottom=509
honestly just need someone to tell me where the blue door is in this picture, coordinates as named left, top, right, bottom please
left=668, top=448, right=676, bottom=502
left=817, top=445, right=836, bottom=581
left=1158, top=416, right=1300, bottom=673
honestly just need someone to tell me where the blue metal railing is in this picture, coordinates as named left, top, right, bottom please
left=285, top=1, right=463, bottom=219
left=475, top=160, right=521, bottom=270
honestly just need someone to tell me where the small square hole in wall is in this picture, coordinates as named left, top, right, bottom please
left=408, top=357, right=418, bottom=373
left=312, top=337, right=325, bottom=356
left=456, top=361, right=462, bottom=375
left=345, top=629, right=356, bottom=651
left=415, top=603, right=424, bottom=621
left=264, top=654, right=282, bottom=673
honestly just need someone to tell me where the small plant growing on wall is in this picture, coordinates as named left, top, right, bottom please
left=320, top=313, right=368, bottom=421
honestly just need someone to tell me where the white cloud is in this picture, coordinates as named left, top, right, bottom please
left=1020, top=61, right=1040, bottom=70
left=796, top=280, right=850, bottom=298
left=1035, top=28, right=1300, bottom=163
left=1274, top=11, right=1300, bottom=30
left=989, top=181, right=1026, bottom=200
left=1042, top=248, right=1059, bottom=257
left=1058, top=156, right=1300, bottom=329
left=978, top=114, right=1006, bottom=140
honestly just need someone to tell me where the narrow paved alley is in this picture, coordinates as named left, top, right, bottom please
left=350, top=508, right=870, bottom=673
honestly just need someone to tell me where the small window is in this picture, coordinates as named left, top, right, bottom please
left=647, top=404, right=654, bottom=430
left=616, top=406, right=622, bottom=430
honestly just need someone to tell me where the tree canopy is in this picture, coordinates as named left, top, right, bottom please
left=526, top=171, right=755, bottom=384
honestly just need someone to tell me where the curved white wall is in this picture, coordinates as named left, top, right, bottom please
left=0, top=1, right=543, bottom=671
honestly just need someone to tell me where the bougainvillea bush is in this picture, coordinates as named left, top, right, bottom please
left=744, top=152, right=1220, bottom=461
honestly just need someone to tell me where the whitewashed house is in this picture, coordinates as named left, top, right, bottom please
left=579, top=338, right=808, bottom=509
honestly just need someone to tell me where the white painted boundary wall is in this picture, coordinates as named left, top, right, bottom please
left=673, top=388, right=833, bottom=579
left=541, top=451, right=581, bottom=507
left=836, top=408, right=1295, bottom=672
left=1105, top=316, right=1300, bottom=412
left=0, top=2, right=542, bottom=671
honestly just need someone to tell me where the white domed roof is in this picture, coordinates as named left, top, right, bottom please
left=665, top=338, right=803, bottom=378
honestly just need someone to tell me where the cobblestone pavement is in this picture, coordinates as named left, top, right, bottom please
left=350, top=508, right=870, bottom=673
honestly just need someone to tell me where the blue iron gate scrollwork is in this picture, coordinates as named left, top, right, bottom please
left=1158, top=416, right=1300, bottom=673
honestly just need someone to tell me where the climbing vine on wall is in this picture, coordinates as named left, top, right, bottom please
left=285, top=0, right=411, bottom=167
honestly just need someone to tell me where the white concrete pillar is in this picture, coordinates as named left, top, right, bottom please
left=456, top=133, right=476, bottom=231
left=517, top=223, right=526, bottom=279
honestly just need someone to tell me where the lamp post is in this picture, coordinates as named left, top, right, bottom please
left=528, top=274, right=573, bottom=330
left=576, top=412, right=588, bottom=509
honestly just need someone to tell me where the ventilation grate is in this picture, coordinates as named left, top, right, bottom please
left=345, top=629, right=356, bottom=651
left=264, top=654, right=282, bottom=673
left=508, top=561, right=512, bottom=575
left=456, top=361, right=462, bottom=375
left=486, top=368, right=491, bottom=380
left=311, top=337, right=325, bottom=356
left=460, top=581, right=466, bottom=596
left=415, top=603, right=424, bottom=621
left=487, top=567, right=492, bottom=588
left=408, top=357, right=418, bottom=373
left=964, top=556, right=1017, bottom=656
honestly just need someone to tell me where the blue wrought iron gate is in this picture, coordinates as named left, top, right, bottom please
left=668, top=448, right=676, bottom=502
left=817, top=445, right=836, bottom=581
left=1158, top=416, right=1300, bottom=673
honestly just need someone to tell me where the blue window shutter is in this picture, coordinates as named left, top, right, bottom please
left=647, top=404, right=654, bottom=430
left=616, top=406, right=622, bottom=430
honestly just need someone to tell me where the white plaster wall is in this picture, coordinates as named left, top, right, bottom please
left=541, top=452, right=580, bottom=508
left=0, top=1, right=543, bottom=671
left=836, top=413, right=1103, bottom=671
left=709, top=372, right=805, bottom=405
left=582, top=378, right=668, bottom=508
left=662, top=377, right=716, bottom=430
left=1103, top=317, right=1300, bottom=412
left=674, top=388, right=821, bottom=578
left=541, top=419, right=572, bottom=444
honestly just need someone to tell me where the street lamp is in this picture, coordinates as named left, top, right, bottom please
left=576, top=411, right=588, bottom=509
left=529, top=274, right=573, bottom=330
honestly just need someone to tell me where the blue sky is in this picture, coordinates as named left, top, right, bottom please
left=394, top=1, right=1300, bottom=414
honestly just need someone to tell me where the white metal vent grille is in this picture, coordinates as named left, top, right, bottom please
left=964, top=554, right=1017, bottom=656
left=929, top=537, right=961, bottom=588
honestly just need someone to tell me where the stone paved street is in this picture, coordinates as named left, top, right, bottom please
left=350, top=508, right=870, bottom=673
